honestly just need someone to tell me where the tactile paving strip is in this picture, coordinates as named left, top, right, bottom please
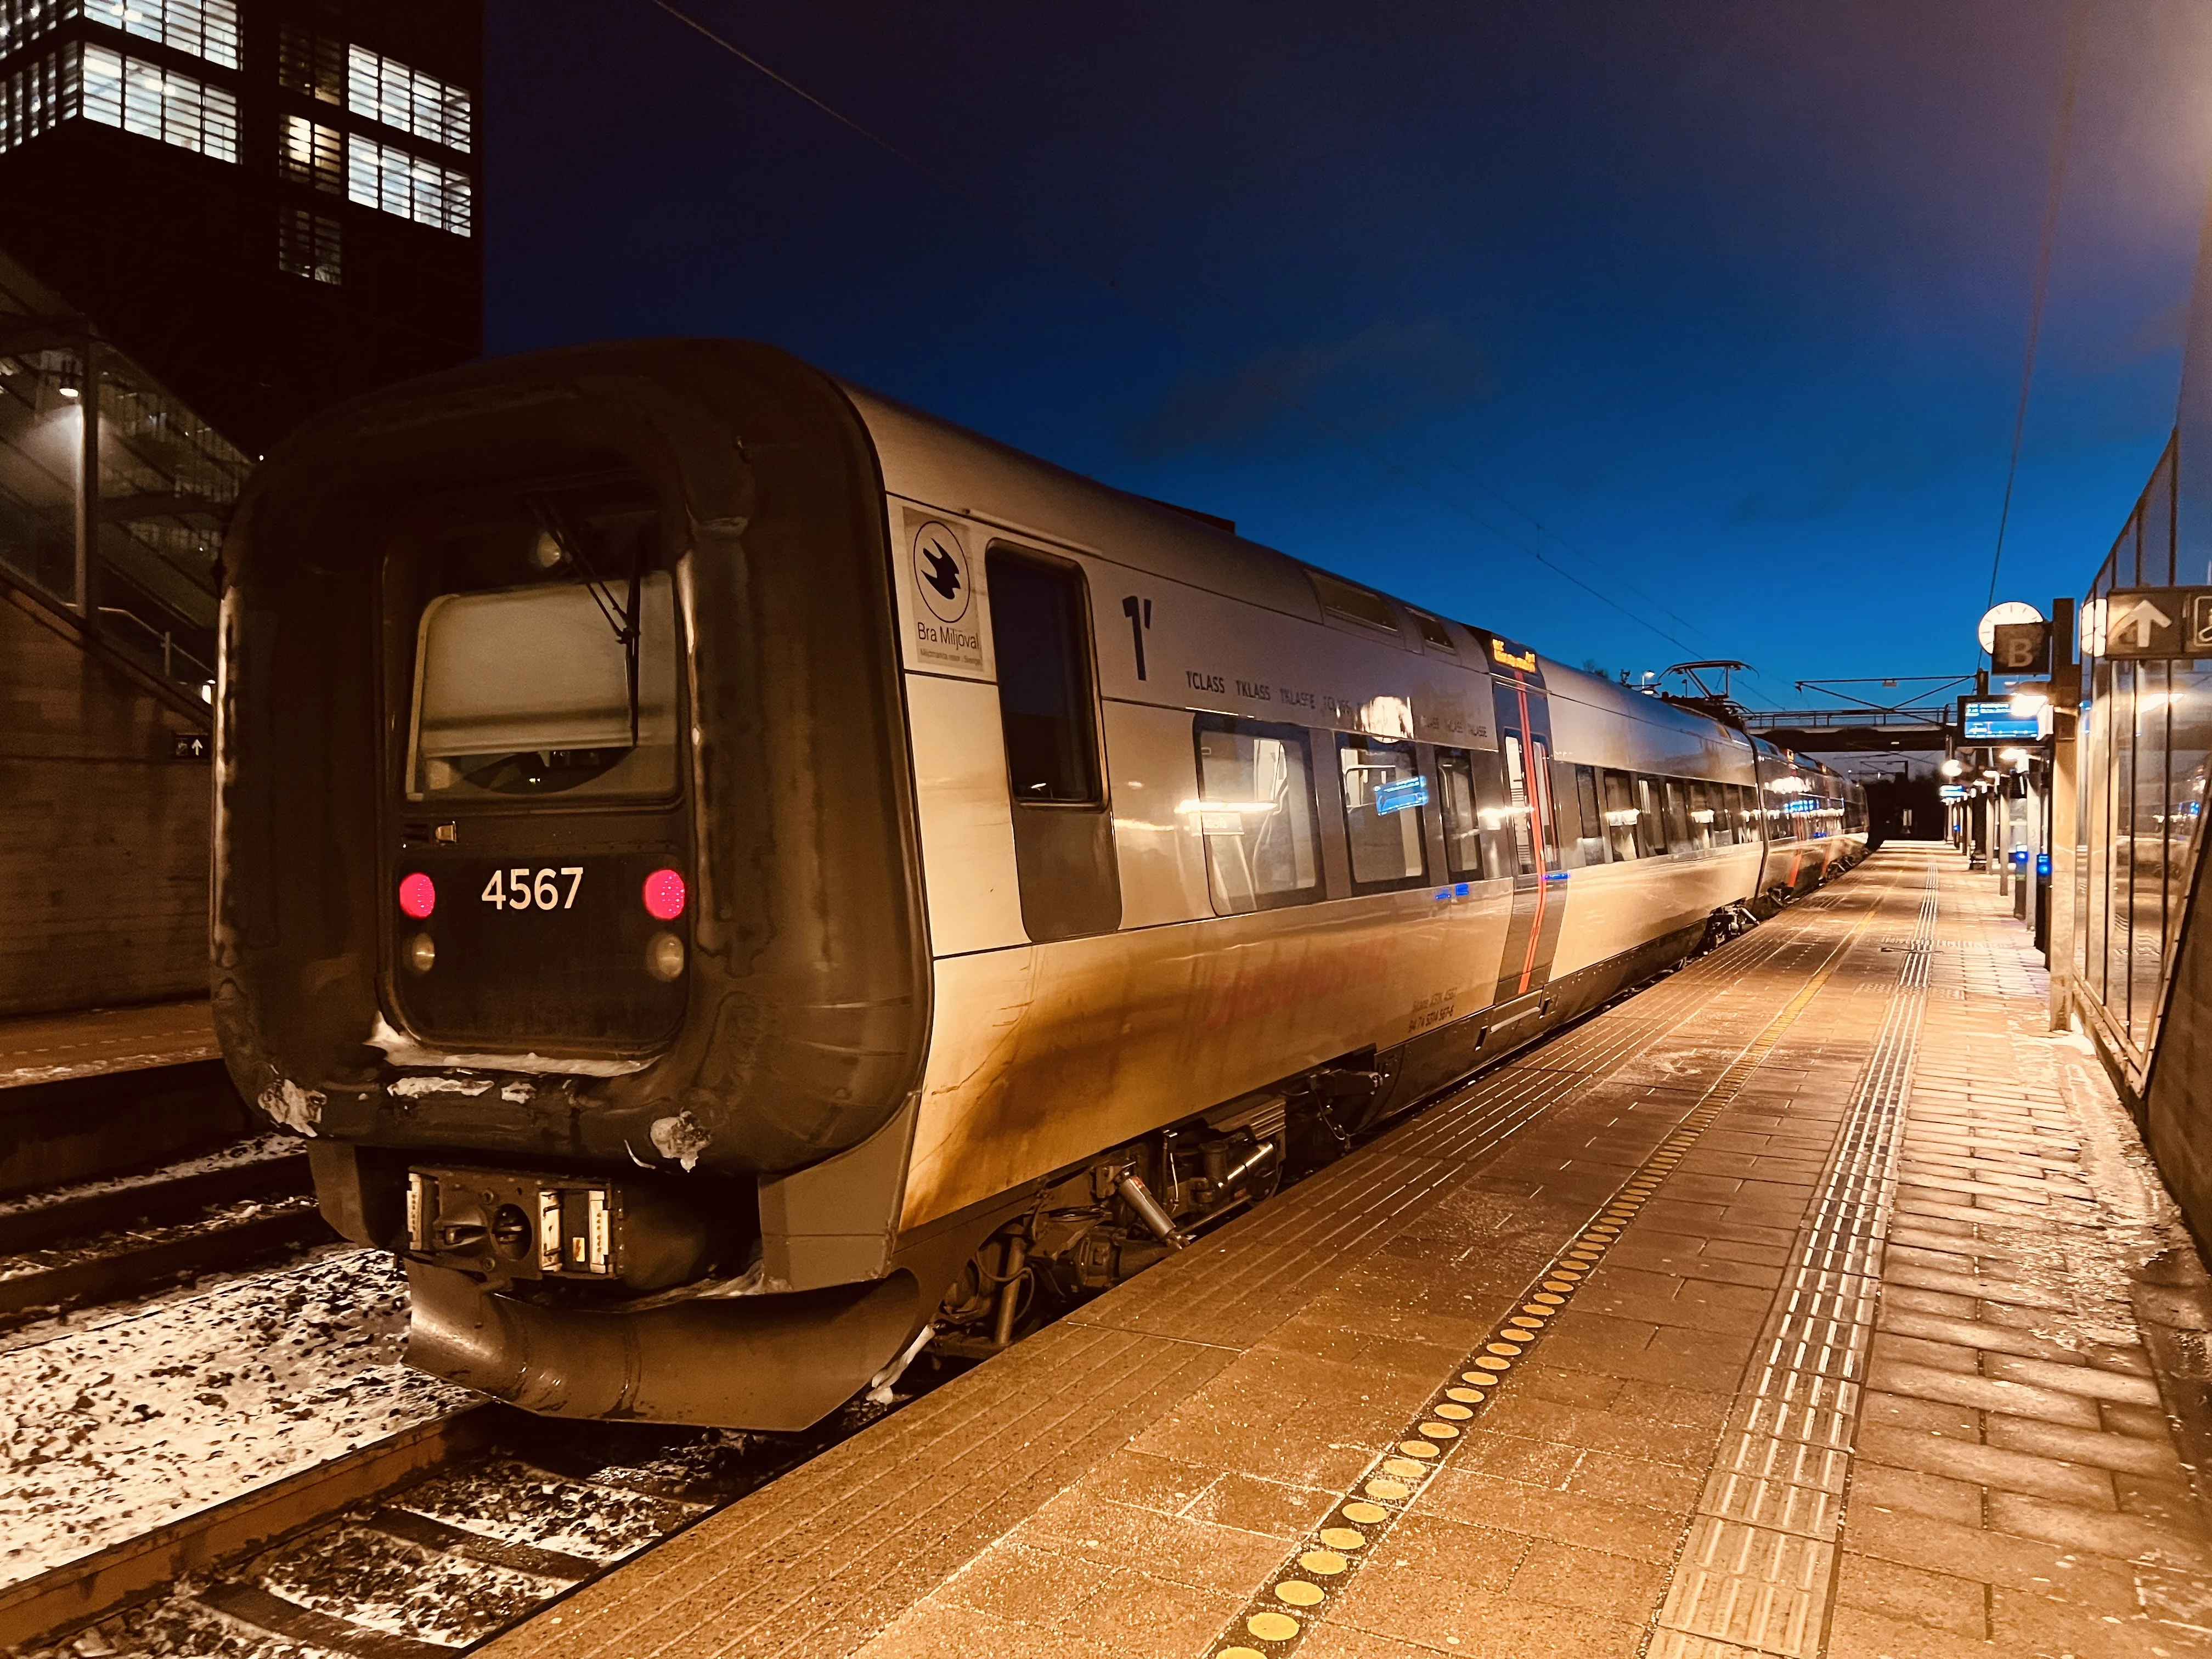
left=1645, top=869, right=1936, bottom=1659
left=1199, top=887, right=1894, bottom=1659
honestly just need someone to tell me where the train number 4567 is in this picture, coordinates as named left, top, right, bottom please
left=481, top=867, right=585, bottom=911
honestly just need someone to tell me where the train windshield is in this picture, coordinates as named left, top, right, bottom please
left=407, top=574, right=678, bottom=800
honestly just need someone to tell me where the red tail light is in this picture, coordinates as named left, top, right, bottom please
left=642, top=868, right=686, bottom=921
left=398, top=872, right=436, bottom=918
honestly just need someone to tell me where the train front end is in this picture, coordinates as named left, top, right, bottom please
left=215, top=341, right=935, bottom=1429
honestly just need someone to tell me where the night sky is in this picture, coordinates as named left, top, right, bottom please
left=486, top=2, right=2212, bottom=710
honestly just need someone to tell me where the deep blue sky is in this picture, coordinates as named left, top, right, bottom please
left=485, top=1, right=2212, bottom=709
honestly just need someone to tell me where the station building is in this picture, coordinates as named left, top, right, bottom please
left=0, top=0, right=481, bottom=1017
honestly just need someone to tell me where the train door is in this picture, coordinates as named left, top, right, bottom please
left=985, top=544, right=1122, bottom=940
left=1489, top=679, right=1567, bottom=1005
left=1748, top=743, right=1807, bottom=901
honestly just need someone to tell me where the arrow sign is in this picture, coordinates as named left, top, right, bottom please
left=2098, top=587, right=2211, bottom=659
left=2110, top=596, right=2172, bottom=650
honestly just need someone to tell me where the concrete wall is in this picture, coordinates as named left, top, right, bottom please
left=0, top=583, right=210, bottom=1016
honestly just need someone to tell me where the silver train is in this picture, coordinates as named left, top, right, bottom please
left=215, top=341, right=1865, bottom=1428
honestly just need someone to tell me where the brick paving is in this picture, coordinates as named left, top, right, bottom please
left=483, top=845, right=2212, bottom=1659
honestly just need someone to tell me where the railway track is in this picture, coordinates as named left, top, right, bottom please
left=6, top=1384, right=952, bottom=1659
left=0, top=1137, right=330, bottom=1333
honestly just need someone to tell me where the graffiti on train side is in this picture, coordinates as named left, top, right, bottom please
left=1201, top=939, right=1396, bottom=1030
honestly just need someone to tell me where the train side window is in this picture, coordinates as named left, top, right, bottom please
left=1306, top=569, right=1403, bottom=637
left=1192, top=716, right=1321, bottom=913
left=1601, top=769, right=1640, bottom=860
left=986, top=546, right=1121, bottom=941
left=1661, top=778, right=1694, bottom=855
left=1408, top=608, right=1457, bottom=652
left=1735, top=784, right=1759, bottom=842
left=1635, top=774, right=1666, bottom=857
left=1436, top=748, right=1486, bottom=878
left=1686, top=779, right=1718, bottom=851
left=988, top=551, right=1102, bottom=804
left=1339, top=735, right=1428, bottom=888
left=1571, top=764, right=1607, bottom=864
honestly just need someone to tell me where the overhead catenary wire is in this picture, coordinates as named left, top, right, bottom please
left=646, top=0, right=1737, bottom=672
left=1984, top=0, right=2089, bottom=620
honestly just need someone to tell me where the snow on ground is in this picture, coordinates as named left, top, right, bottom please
left=0, top=1249, right=474, bottom=1587
left=0, top=1133, right=302, bottom=1225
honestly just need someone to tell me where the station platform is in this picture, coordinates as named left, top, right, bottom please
left=488, top=844, right=2212, bottom=1659
left=0, top=998, right=217, bottom=1090
left=0, top=1001, right=235, bottom=1195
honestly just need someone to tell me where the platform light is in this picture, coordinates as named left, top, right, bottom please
left=1999, top=747, right=2028, bottom=764
left=1940, top=758, right=1965, bottom=778
left=2007, top=687, right=2050, bottom=719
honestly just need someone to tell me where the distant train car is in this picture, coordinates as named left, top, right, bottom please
left=215, top=341, right=1865, bottom=1429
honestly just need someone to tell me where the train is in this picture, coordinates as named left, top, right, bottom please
left=213, top=340, right=1865, bottom=1429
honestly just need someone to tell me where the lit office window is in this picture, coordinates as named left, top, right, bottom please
left=82, top=0, right=239, bottom=70
left=0, top=46, right=70, bottom=154
left=276, top=208, right=341, bottom=285
left=347, top=135, right=471, bottom=234
left=278, top=21, right=341, bottom=105
left=81, top=43, right=237, bottom=161
left=0, top=1, right=73, bottom=58
left=280, top=113, right=340, bottom=192
left=346, top=45, right=469, bottom=153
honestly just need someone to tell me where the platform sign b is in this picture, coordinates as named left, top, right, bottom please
left=1990, top=621, right=2049, bottom=673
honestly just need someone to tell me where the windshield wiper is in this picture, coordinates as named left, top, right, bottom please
left=526, top=495, right=643, bottom=749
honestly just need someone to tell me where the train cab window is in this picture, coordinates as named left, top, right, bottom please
left=987, top=550, right=1102, bottom=804
left=406, top=501, right=679, bottom=803
left=1339, top=736, right=1428, bottom=888
left=1601, top=769, right=1641, bottom=861
left=1193, top=716, right=1321, bottom=913
left=1436, top=749, right=1487, bottom=878
left=1570, top=764, right=1607, bottom=865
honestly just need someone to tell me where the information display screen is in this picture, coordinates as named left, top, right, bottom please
left=1961, top=698, right=2040, bottom=742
